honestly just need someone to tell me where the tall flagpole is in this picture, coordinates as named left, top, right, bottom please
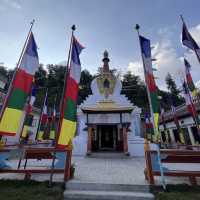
left=50, top=93, right=57, bottom=140
left=55, top=25, right=76, bottom=146
left=18, top=85, right=35, bottom=140
left=55, top=25, right=76, bottom=181
left=0, top=20, right=35, bottom=121
left=136, top=25, right=166, bottom=189
left=183, top=56, right=200, bottom=115
left=182, top=78, right=200, bottom=137
left=135, top=24, right=156, bottom=142
left=35, top=88, right=48, bottom=140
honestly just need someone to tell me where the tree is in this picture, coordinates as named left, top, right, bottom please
left=121, top=71, right=149, bottom=113
left=0, top=66, right=15, bottom=92
left=0, top=66, right=7, bottom=77
left=165, top=73, right=184, bottom=107
left=34, top=64, right=47, bottom=87
left=165, top=73, right=179, bottom=96
left=78, top=69, right=93, bottom=105
left=34, top=65, right=93, bottom=108
left=34, top=65, right=48, bottom=108
left=46, top=64, right=66, bottom=107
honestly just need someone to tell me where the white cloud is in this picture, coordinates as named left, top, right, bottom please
left=127, top=24, right=200, bottom=91
left=2, top=0, right=21, bottom=9
left=127, top=61, right=144, bottom=80
left=151, top=38, right=182, bottom=89
left=128, top=37, right=182, bottom=90
left=189, top=24, right=200, bottom=44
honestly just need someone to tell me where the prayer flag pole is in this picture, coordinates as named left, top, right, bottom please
left=182, top=78, right=200, bottom=138
left=56, top=25, right=76, bottom=182
left=135, top=24, right=156, bottom=142
left=0, top=20, right=35, bottom=121
left=55, top=25, right=75, bottom=146
left=35, top=88, right=48, bottom=141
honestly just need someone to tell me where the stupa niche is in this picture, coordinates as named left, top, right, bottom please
left=72, top=51, right=145, bottom=157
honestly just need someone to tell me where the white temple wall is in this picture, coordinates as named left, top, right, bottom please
left=128, top=108, right=145, bottom=157
left=74, top=61, right=145, bottom=157
left=73, top=112, right=87, bottom=156
left=73, top=109, right=145, bottom=157
left=159, top=116, right=195, bottom=131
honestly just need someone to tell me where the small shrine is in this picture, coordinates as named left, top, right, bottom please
left=73, top=51, right=144, bottom=156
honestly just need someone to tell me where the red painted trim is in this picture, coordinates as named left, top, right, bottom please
left=0, top=131, right=16, bottom=136
left=0, top=169, right=64, bottom=173
left=56, top=144, right=67, bottom=149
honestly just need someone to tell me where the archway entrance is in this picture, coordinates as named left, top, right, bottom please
left=90, top=124, right=125, bottom=153
left=98, top=125, right=116, bottom=151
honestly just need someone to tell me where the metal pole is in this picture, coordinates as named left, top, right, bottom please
left=184, top=80, right=200, bottom=137
left=135, top=24, right=156, bottom=141
left=49, top=151, right=56, bottom=187
left=55, top=25, right=76, bottom=145
left=50, top=93, right=57, bottom=143
left=0, top=20, right=35, bottom=120
left=35, top=88, right=48, bottom=140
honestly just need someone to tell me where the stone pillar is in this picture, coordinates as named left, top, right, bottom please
left=169, top=129, right=175, bottom=143
left=123, top=126, right=129, bottom=155
left=188, top=127, right=195, bottom=145
left=87, top=126, right=92, bottom=155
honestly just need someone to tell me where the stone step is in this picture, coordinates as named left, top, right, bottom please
left=88, top=152, right=129, bottom=159
left=64, top=190, right=154, bottom=200
left=66, top=182, right=150, bottom=193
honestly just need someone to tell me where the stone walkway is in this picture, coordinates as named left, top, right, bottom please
left=71, top=156, right=200, bottom=185
left=72, top=156, right=146, bottom=185
left=0, top=155, right=200, bottom=185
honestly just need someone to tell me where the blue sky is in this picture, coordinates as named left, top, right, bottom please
left=1, top=0, right=200, bottom=89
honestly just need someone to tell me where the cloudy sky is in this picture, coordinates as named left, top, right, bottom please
left=1, top=0, right=200, bottom=90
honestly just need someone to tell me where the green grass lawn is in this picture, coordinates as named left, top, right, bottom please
left=1, top=180, right=200, bottom=200
left=0, top=180, right=64, bottom=200
left=152, top=184, right=200, bottom=200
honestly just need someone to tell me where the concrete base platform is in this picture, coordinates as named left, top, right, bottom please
left=66, top=182, right=150, bottom=192
left=65, top=182, right=154, bottom=200
left=87, top=152, right=130, bottom=159
left=64, top=190, right=154, bottom=200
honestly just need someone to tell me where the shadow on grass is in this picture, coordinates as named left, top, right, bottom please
left=0, top=179, right=64, bottom=200
left=151, top=184, right=200, bottom=200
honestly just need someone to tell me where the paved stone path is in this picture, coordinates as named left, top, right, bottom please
left=71, top=156, right=200, bottom=185
left=0, top=155, right=200, bottom=185
left=71, top=156, right=147, bottom=185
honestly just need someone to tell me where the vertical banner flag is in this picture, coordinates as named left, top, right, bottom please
left=49, top=105, right=56, bottom=140
left=144, top=113, right=154, bottom=140
left=0, top=32, right=39, bottom=136
left=160, top=108, right=169, bottom=143
left=37, top=93, right=48, bottom=140
left=21, top=114, right=33, bottom=138
left=184, top=58, right=197, bottom=97
left=171, top=104, right=185, bottom=144
left=182, top=81, right=200, bottom=130
left=26, top=86, right=37, bottom=114
left=182, top=19, right=200, bottom=63
left=21, top=86, right=37, bottom=138
left=57, top=36, right=84, bottom=148
left=139, top=35, right=159, bottom=137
